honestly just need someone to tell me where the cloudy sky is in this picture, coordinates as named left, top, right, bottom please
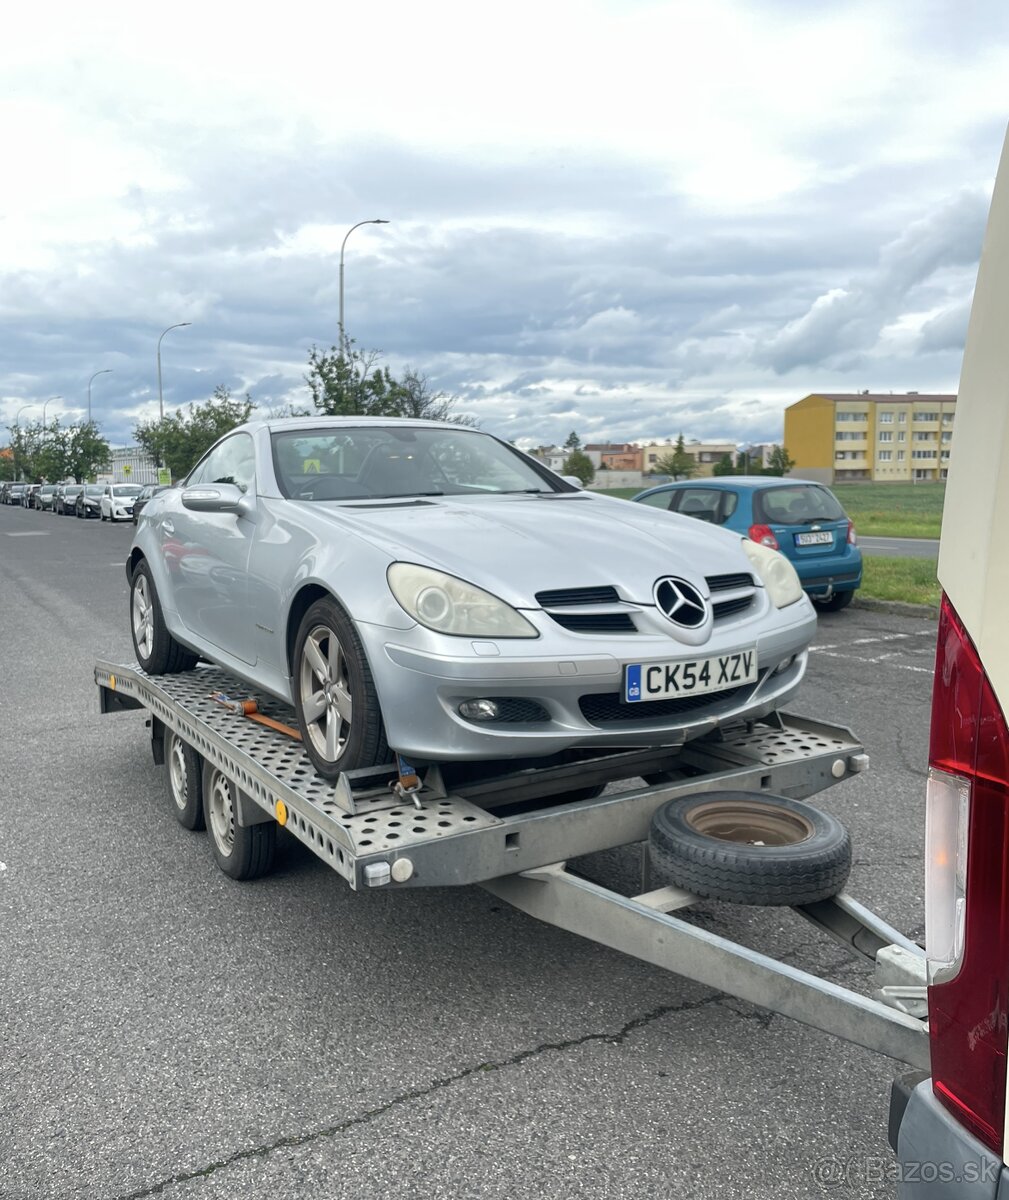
left=2, top=0, right=1007, bottom=453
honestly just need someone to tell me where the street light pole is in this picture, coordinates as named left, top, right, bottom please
left=87, top=370, right=112, bottom=425
left=13, top=404, right=37, bottom=481
left=338, top=219, right=389, bottom=356
left=157, top=322, right=192, bottom=423
left=42, top=395, right=61, bottom=428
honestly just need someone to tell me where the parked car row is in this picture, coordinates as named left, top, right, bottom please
left=1, top=481, right=167, bottom=523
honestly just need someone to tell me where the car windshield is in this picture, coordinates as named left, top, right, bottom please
left=271, top=426, right=562, bottom=501
left=84, top=485, right=104, bottom=496
left=65, top=486, right=82, bottom=496
left=113, top=485, right=142, bottom=496
left=755, top=485, right=845, bottom=525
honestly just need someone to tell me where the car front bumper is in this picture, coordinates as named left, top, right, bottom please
left=888, top=1074, right=1007, bottom=1197
left=357, top=599, right=816, bottom=761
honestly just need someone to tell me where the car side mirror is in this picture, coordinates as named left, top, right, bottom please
left=561, top=475, right=583, bottom=488
left=182, top=483, right=255, bottom=518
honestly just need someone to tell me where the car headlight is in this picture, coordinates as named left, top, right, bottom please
left=387, top=564, right=538, bottom=638
left=741, top=538, right=804, bottom=608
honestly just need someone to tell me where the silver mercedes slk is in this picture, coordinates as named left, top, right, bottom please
left=127, top=417, right=816, bottom=778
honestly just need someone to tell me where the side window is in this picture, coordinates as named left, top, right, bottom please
left=188, top=434, right=256, bottom=493
left=674, top=488, right=723, bottom=524
left=636, top=490, right=678, bottom=511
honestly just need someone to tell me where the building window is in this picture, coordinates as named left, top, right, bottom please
left=898, top=431, right=906, bottom=443
left=879, top=431, right=892, bottom=443
left=914, top=411, right=939, bottom=422
left=913, top=432, right=933, bottom=442
left=897, top=451, right=905, bottom=461
left=879, top=412, right=894, bottom=424
left=941, top=431, right=953, bottom=442
left=898, top=412, right=907, bottom=423
left=912, top=450, right=935, bottom=460
left=836, top=411, right=869, bottom=422
left=835, top=431, right=863, bottom=441
left=878, top=450, right=892, bottom=462
left=942, top=412, right=955, bottom=425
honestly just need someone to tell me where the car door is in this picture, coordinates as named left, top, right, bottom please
left=169, top=433, right=258, bottom=664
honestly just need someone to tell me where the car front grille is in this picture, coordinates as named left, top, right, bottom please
left=579, top=686, right=747, bottom=725
left=535, top=586, right=620, bottom=607
left=712, top=595, right=754, bottom=619
left=706, top=572, right=754, bottom=591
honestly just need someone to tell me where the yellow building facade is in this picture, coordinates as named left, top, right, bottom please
left=784, top=392, right=955, bottom=484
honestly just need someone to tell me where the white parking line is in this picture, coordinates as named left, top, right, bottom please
left=4, top=531, right=50, bottom=537
left=812, top=648, right=933, bottom=674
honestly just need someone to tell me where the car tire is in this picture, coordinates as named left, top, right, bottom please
left=649, top=790, right=852, bottom=906
left=292, top=596, right=389, bottom=780
left=203, top=762, right=275, bottom=880
left=164, top=728, right=206, bottom=830
left=101, top=511, right=107, bottom=522
left=130, top=559, right=199, bottom=675
left=815, top=590, right=855, bottom=612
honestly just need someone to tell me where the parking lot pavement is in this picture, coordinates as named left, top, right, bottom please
left=859, top=535, right=939, bottom=559
left=0, top=500, right=936, bottom=1200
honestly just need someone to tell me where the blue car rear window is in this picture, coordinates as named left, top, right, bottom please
left=755, top=485, right=845, bottom=525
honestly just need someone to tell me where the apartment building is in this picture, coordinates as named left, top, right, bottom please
left=785, top=392, right=956, bottom=483
left=96, top=445, right=160, bottom=485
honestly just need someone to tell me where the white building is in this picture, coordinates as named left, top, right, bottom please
left=97, top=446, right=159, bottom=485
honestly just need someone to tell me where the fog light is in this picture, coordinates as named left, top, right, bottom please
left=459, top=699, right=500, bottom=720
left=773, top=655, right=795, bottom=676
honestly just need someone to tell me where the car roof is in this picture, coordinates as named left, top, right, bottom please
left=240, top=416, right=479, bottom=435
left=643, top=476, right=830, bottom=492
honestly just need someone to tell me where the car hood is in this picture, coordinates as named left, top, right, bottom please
left=304, top=493, right=755, bottom=607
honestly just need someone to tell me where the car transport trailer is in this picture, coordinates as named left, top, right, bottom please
left=96, top=657, right=930, bottom=1070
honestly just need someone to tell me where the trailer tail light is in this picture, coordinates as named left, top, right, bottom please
left=847, top=520, right=857, bottom=546
left=747, top=524, right=779, bottom=550
left=927, top=595, right=1009, bottom=1154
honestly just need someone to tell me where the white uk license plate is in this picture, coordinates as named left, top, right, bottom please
left=624, top=649, right=758, bottom=703
left=795, top=530, right=833, bottom=546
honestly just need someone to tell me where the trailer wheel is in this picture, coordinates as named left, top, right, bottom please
left=130, top=560, right=199, bottom=675
left=203, top=762, right=276, bottom=880
left=164, top=728, right=205, bottom=830
left=649, top=791, right=851, bottom=906
left=292, top=597, right=388, bottom=780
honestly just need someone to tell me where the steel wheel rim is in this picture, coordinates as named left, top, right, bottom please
left=132, top=575, right=154, bottom=659
left=208, top=771, right=235, bottom=857
left=167, top=733, right=188, bottom=812
left=298, top=623, right=353, bottom=766
left=685, top=800, right=814, bottom=847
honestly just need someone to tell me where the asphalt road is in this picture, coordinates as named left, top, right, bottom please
left=859, top=535, right=938, bottom=559
left=0, top=501, right=936, bottom=1200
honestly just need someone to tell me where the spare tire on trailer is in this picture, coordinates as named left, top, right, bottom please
left=649, top=791, right=851, bottom=906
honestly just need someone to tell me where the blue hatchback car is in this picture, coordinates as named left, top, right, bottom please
left=632, top=476, right=862, bottom=611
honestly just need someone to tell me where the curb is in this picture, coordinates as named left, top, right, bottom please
left=851, top=595, right=939, bottom=619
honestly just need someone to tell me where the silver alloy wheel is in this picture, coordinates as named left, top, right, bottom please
left=167, top=731, right=189, bottom=813
left=207, top=769, right=236, bottom=858
left=132, top=574, right=154, bottom=660
left=298, top=623, right=353, bottom=765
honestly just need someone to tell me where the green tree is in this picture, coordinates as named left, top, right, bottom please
left=397, top=368, right=476, bottom=425
left=306, top=344, right=404, bottom=417
left=64, top=422, right=112, bottom=483
left=134, top=385, right=254, bottom=481
left=712, top=453, right=737, bottom=476
left=563, top=430, right=582, bottom=452
left=562, top=449, right=595, bottom=485
left=652, top=434, right=696, bottom=480
left=765, top=444, right=795, bottom=476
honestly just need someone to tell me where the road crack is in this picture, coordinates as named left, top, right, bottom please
left=111, top=994, right=720, bottom=1199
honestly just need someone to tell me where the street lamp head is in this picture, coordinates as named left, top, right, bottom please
left=373, top=219, right=390, bottom=225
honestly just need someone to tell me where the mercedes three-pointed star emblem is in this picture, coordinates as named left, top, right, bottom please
left=654, top=576, right=708, bottom=628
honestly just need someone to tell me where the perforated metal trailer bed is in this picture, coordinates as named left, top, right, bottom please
left=96, top=658, right=930, bottom=1070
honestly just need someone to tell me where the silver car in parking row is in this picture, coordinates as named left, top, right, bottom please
left=127, top=418, right=816, bottom=779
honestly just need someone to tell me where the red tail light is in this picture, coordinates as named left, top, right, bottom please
left=747, top=523, right=779, bottom=550
left=847, top=520, right=857, bottom=546
left=927, top=595, right=1009, bottom=1153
